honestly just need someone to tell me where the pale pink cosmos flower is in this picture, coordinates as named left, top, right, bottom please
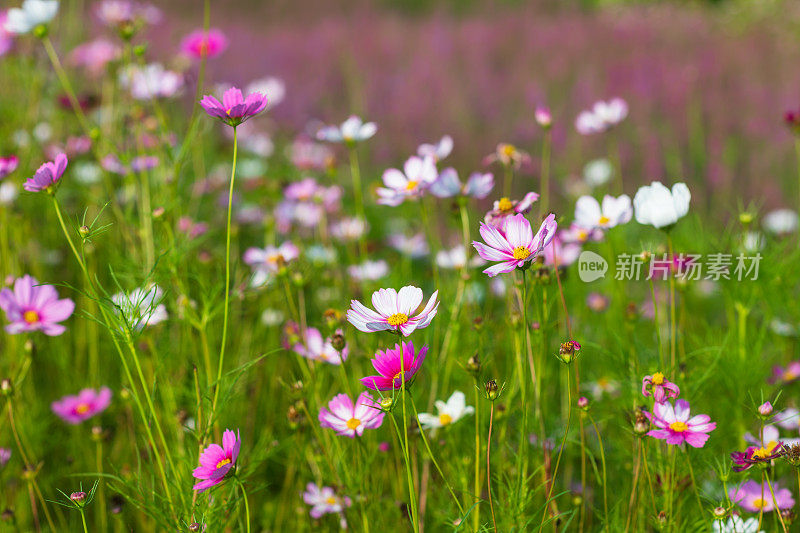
left=730, top=480, right=794, bottom=513
left=111, top=285, right=167, bottom=331
left=180, top=28, right=228, bottom=60
left=245, top=77, right=285, bottom=111
left=51, top=387, right=112, bottom=424
left=484, top=192, right=539, bottom=228
left=200, top=87, right=268, bottom=127
left=316, top=115, right=376, bottom=144
left=645, top=399, right=715, bottom=448
left=0, top=275, right=74, bottom=335
left=303, top=482, right=351, bottom=523
left=330, top=217, right=368, bottom=242
left=192, top=429, right=240, bottom=492
left=346, top=286, right=439, bottom=337
left=348, top=260, right=389, bottom=281
left=24, top=153, right=67, bottom=193
left=472, top=213, right=557, bottom=277
left=177, top=217, right=208, bottom=239
left=641, top=372, right=680, bottom=403
left=387, top=232, right=429, bottom=258
left=575, top=98, right=628, bottom=135
left=120, top=64, right=182, bottom=101
left=560, top=222, right=604, bottom=244
left=483, top=143, right=530, bottom=169
left=574, top=194, right=633, bottom=230
left=435, top=245, right=485, bottom=270
left=430, top=168, right=494, bottom=199
left=69, top=39, right=119, bottom=76
left=319, top=392, right=384, bottom=437
left=535, top=105, right=552, bottom=128
left=292, top=327, right=347, bottom=364
left=0, top=155, right=18, bottom=179
left=243, top=242, right=299, bottom=286
left=361, top=341, right=428, bottom=391
left=377, top=155, right=438, bottom=206
left=417, top=135, right=453, bottom=162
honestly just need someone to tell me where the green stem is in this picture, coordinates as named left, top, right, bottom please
left=666, top=233, right=677, bottom=370
left=539, top=365, right=572, bottom=532
left=348, top=146, right=367, bottom=258
left=399, top=354, right=419, bottom=531
left=473, top=386, right=481, bottom=532
left=488, top=402, right=498, bottom=533
left=588, top=415, right=608, bottom=532
left=80, top=510, right=88, bottom=533
left=540, top=131, right=551, bottom=219
left=765, top=471, right=789, bottom=533
left=41, top=36, right=92, bottom=136
left=235, top=477, right=251, bottom=533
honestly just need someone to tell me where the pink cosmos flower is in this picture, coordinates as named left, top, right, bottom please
left=377, top=155, right=438, bottom=206
left=180, top=28, right=228, bottom=59
left=770, top=361, right=800, bottom=384
left=0, top=155, right=18, bottom=179
left=0, top=448, right=11, bottom=468
left=645, top=399, right=716, bottom=448
left=200, top=87, right=268, bottom=127
left=24, top=153, right=67, bottom=193
left=361, top=341, right=428, bottom=391
left=303, top=482, right=352, bottom=522
left=177, top=217, right=208, bottom=239
left=641, top=372, right=680, bottom=403
left=535, top=105, right=552, bottom=128
left=319, top=392, right=385, bottom=437
left=51, top=387, right=112, bottom=424
left=121, top=64, right=182, bottom=101
left=292, top=327, right=347, bottom=365
left=243, top=242, right=299, bottom=286
left=0, top=275, right=74, bottom=335
left=484, top=192, right=539, bottom=228
left=472, top=213, right=557, bottom=277
left=730, top=480, right=794, bottom=513
left=483, top=143, right=530, bottom=169
left=429, top=168, right=494, bottom=199
left=192, top=429, right=240, bottom=492
left=0, top=11, right=13, bottom=57
left=575, top=98, right=628, bottom=135
left=346, top=286, right=439, bottom=337
left=69, top=39, right=119, bottom=76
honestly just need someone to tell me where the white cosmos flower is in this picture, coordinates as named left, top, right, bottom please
left=111, top=285, right=168, bottom=331
left=633, top=181, right=691, bottom=229
left=5, top=0, right=59, bottom=34
left=347, top=260, right=389, bottom=281
left=763, top=208, right=799, bottom=235
left=583, top=158, right=612, bottom=187
left=417, top=391, right=474, bottom=430
left=316, top=115, right=376, bottom=143
left=120, top=63, right=182, bottom=101
left=377, top=156, right=438, bottom=206
left=417, top=135, right=453, bottom=162
left=574, top=194, right=632, bottom=230
left=387, top=232, right=429, bottom=258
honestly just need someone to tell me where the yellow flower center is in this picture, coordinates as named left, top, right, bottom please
left=752, top=498, right=768, bottom=509
left=512, top=246, right=531, bottom=260
left=267, top=254, right=284, bottom=264
left=226, top=108, right=232, bottom=115
left=577, top=229, right=588, bottom=241
left=326, top=496, right=337, bottom=505
left=75, top=403, right=90, bottom=414
left=501, top=144, right=516, bottom=157
left=669, top=421, right=688, bottom=432
left=346, top=418, right=361, bottom=430
left=651, top=372, right=665, bottom=385
left=753, top=441, right=779, bottom=459
left=439, top=413, right=453, bottom=426
left=405, top=181, right=418, bottom=191
left=497, top=197, right=513, bottom=212
left=23, top=310, right=40, bottom=324
left=387, top=313, right=409, bottom=326
left=215, top=458, right=231, bottom=469
left=785, top=369, right=799, bottom=380
left=598, top=215, right=610, bottom=225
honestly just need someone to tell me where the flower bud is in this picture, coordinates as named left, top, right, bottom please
left=70, top=492, right=87, bottom=504
left=465, top=353, right=481, bottom=377
left=91, top=426, right=105, bottom=442
left=0, top=378, right=12, bottom=396
left=577, top=396, right=589, bottom=411
left=1, top=509, right=14, bottom=522
left=633, top=410, right=650, bottom=436
left=556, top=341, right=581, bottom=364
left=152, top=206, right=165, bottom=219
left=485, top=379, right=502, bottom=401
left=330, top=333, right=346, bottom=353
left=782, top=508, right=795, bottom=525
left=378, top=396, right=396, bottom=412
left=712, top=506, right=728, bottom=519
left=535, top=105, right=552, bottom=129
left=188, top=523, right=202, bottom=532
left=758, top=401, right=773, bottom=417
left=739, top=212, right=754, bottom=226
left=79, top=225, right=91, bottom=238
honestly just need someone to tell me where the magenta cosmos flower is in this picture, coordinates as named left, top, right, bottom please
left=0, top=155, right=18, bottom=179
left=730, top=480, right=795, bottom=513
left=347, top=286, right=439, bottom=337
left=319, top=392, right=385, bottom=437
left=193, top=429, right=240, bottom=492
left=641, top=372, right=680, bottom=403
left=731, top=440, right=782, bottom=472
left=645, top=399, right=716, bottom=448
left=24, top=153, right=67, bottom=193
left=200, top=87, right=268, bottom=127
left=472, top=213, right=557, bottom=277
left=361, top=341, right=428, bottom=391
left=0, top=275, right=74, bottom=335
left=181, top=28, right=227, bottom=59
left=51, top=387, right=112, bottom=424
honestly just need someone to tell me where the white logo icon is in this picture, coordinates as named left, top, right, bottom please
left=578, top=251, right=607, bottom=282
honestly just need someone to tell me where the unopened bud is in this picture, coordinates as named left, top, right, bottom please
left=712, top=506, right=727, bottom=519
left=633, top=410, right=650, bottom=436
left=188, top=523, right=202, bottom=532
left=330, top=333, right=346, bottom=352
left=758, top=401, right=773, bottom=417
left=79, top=225, right=91, bottom=238
left=782, top=508, right=795, bottom=525
left=739, top=212, right=753, bottom=226
left=152, top=206, right=165, bottom=219
left=485, top=379, right=502, bottom=401
left=466, top=353, right=481, bottom=376
left=0, top=378, right=12, bottom=396
left=70, top=492, right=86, bottom=504
left=577, top=396, right=589, bottom=410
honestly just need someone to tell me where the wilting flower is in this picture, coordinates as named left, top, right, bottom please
left=5, top=0, right=58, bottom=34
left=633, top=182, right=691, bottom=229
left=712, top=516, right=764, bottom=533
left=641, top=372, right=680, bottom=403
left=348, top=260, right=389, bottom=281
left=417, top=135, right=453, bottom=162
left=347, top=286, right=439, bottom=337
left=0, top=156, right=18, bottom=179
left=429, top=168, right=494, bottom=199
left=0, top=275, right=74, bottom=335
left=120, top=63, right=182, bottom=101
left=303, top=482, right=351, bottom=523
left=292, top=327, right=347, bottom=364
left=200, top=87, right=268, bottom=127
left=472, top=213, right=557, bottom=277
left=0, top=448, right=10, bottom=468
left=645, top=399, right=716, bottom=448
left=319, top=392, right=384, bottom=437
left=111, top=285, right=167, bottom=331
left=377, top=155, right=438, bottom=206
left=731, top=440, right=783, bottom=472
left=51, top=387, right=112, bottom=424
left=483, top=143, right=530, bottom=169
left=180, top=28, right=227, bottom=59
left=417, top=391, right=474, bottom=430
left=763, top=208, right=799, bottom=235
left=316, top=115, right=376, bottom=144
left=192, top=429, right=240, bottom=492
left=574, top=194, right=632, bottom=230
left=575, top=98, right=628, bottom=135
left=484, top=192, right=539, bottom=228
left=730, top=480, right=794, bottom=513
left=24, top=153, right=67, bottom=193
left=360, top=341, right=427, bottom=391
left=243, top=242, right=299, bottom=285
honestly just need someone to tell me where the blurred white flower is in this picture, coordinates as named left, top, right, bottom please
left=583, top=158, right=612, bottom=187
left=0, top=182, right=18, bottom=205
left=305, top=245, right=337, bottom=265
left=120, top=63, right=182, bottom=100
left=417, top=391, right=474, bottom=430
left=331, top=217, right=368, bottom=241
left=711, top=516, right=763, bottom=533
left=633, top=181, right=690, bottom=229
left=317, top=115, right=376, bottom=143
left=763, top=208, right=798, bottom=235
left=260, top=308, right=284, bottom=327
left=575, top=98, right=628, bottom=135
left=245, top=76, right=285, bottom=110
left=73, top=162, right=102, bottom=185
left=417, top=135, right=453, bottom=162
left=741, top=231, right=765, bottom=252
left=435, top=245, right=485, bottom=269
left=347, top=260, right=388, bottom=281
left=112, top=285, right=168, bottom=331
left=387, top=232, right=429, bottom=258
left=5, top=0, right=58, bottom=34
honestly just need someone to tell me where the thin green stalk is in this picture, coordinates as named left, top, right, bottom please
left=649, top=279, right=665, bottom=370
left=399, top=353, right=419, bottom=532
left=80, top=510, right=89, bottom=533
left=640, top=440, right=658, bottom=515
left=765, top=472, right=789, bottom=533
left=235, top=477, right=251, bottom=533
left=41, top=36, right=92, bottom=136
left=96, top=440, right=107, bottom=533
left=390, top=411, right=419, bottom=532
left=503, top=166, right=513, bottom=197
left=473, top=386, right=481, bottom=532
left=211, top=127, right=239, bottom=431
left=588, top=415, right=608, bottom=532
left=487, top=402, right=498, bottom=533
left=683, top=450, right=704, bottom=517
left=666, top=233, right=677, bottom=369
left=348, top=146, right=367, bottom=258
left=539, top=365, right=573, bottom=532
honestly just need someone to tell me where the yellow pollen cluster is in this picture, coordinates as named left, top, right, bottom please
left=387, top=313, right=409, bottom=326
left=439, top=413, right=453, bottom=426
left=669, top=421, right=688, bottom=432
left=497, top=197, right=513, bottom=212
left=753, top=441, right=779, bottom=459
left=598, top=215, right=610, bottom=225
left=23, top=310, right=39, bottom=324
left=405, top=180, right=419, bottom=191
left=512, top=246, right=531, bottom=260
left=751, top=498, right=768, bottom=509
left=346, top=418, right=361, bottom=430
left=216, top=458, right=231, bottom=469
left=501, top=144, right=516, bottom=157
left=75, top=403, right=90, bottom=414
left=326, top=497, right=337, bottom=505
left=651, top=372, right=665, bottom=385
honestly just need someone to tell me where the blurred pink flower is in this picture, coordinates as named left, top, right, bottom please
left=181, top=28, right=228, bottom=60
left=575, top=98, right=628, bottom=135
left=24, top=153, right=67, bottom=193
left=730, top=480, right=794, bottom=513
left=51, top=387, right=112, bottom=424
left=430, top=168, right=494, bottom=199
left=319, top=392, right=384, bottom=437
left=0, top=275, right=74, bottom=335
left=292, top=327, right=347, bottom=364
left=0, top=11, right=14, bottom=56
left=192, top=429, right=240, bottom=492
left=70, top=39, right=119, bottom=76
left=201, top=87, right=268, bottom=127
left=303, top=482, right=351, bottom=521
left=377, top=155, right=438, bottom=206
left=0, top=155, right=18, bottom=179
left=417, top=135, right=453, bottom=162
left=484, top=192, right=538, bottom=228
